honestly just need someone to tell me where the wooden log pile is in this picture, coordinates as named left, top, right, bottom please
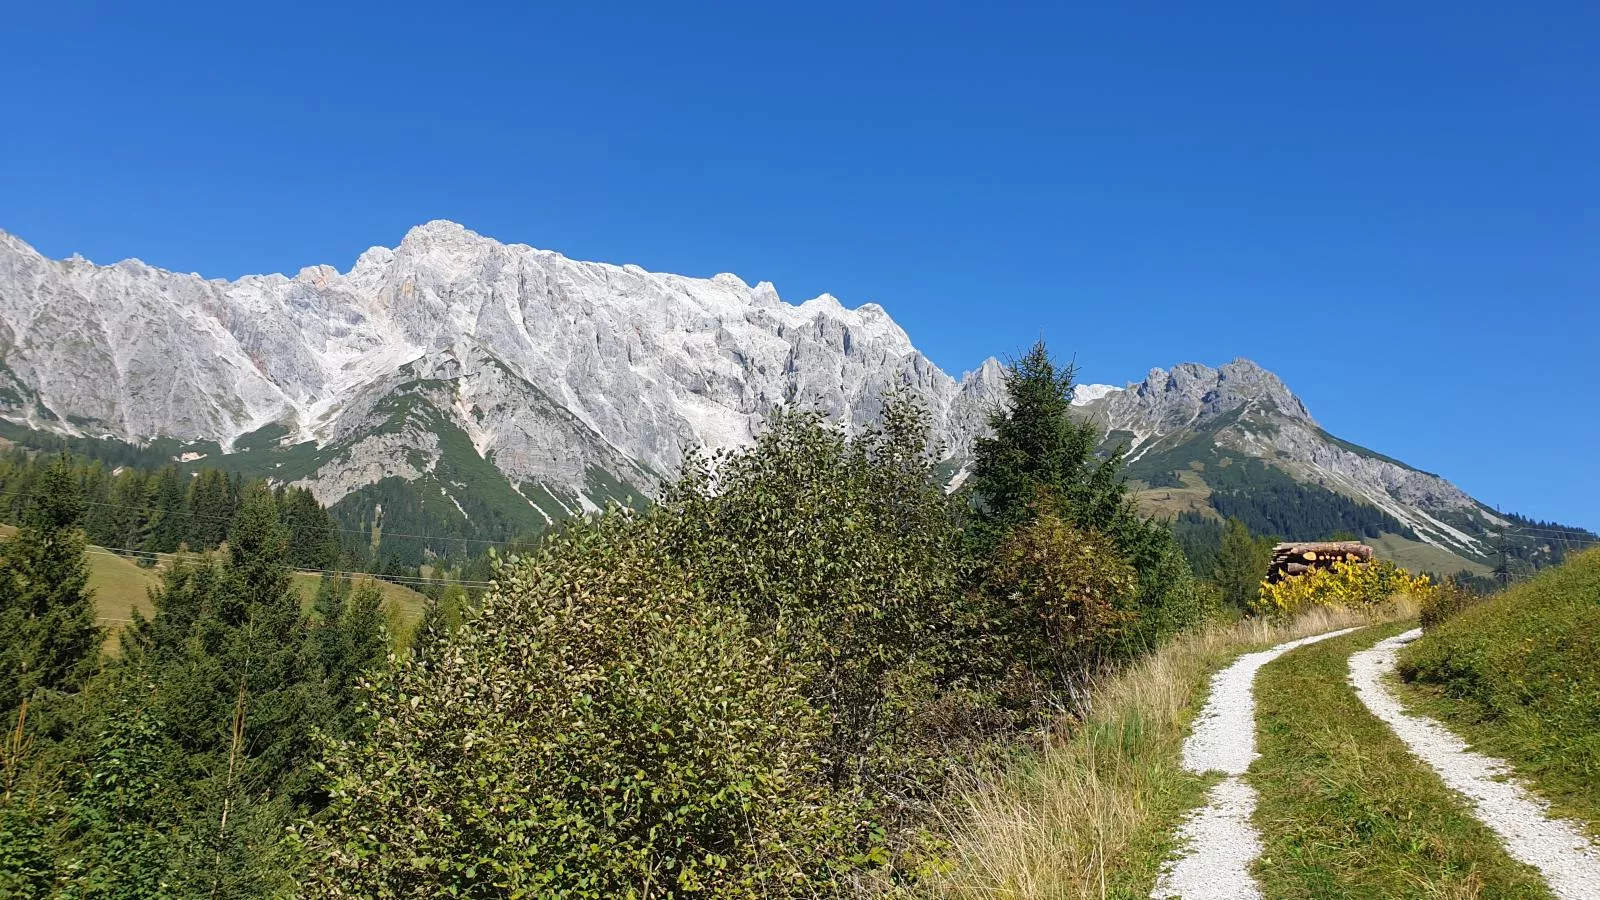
left=1267, top=541, right=1374, bottom=583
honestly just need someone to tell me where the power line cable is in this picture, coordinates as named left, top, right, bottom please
left=0, top=535, right=501, bottom=590
left=0, top=486, right=534, bottom=550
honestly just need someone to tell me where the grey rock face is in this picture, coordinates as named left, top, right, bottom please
left=0, top=222, right=999, bottom=509
left=1077, top=361, right=1493, bottom=556
left=0, top=221, right=1507, bottom=561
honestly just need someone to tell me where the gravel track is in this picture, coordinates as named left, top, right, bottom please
left=1349, top=628, right=1600, bottom=900
left=1149, top=626, right=1361, bottom=900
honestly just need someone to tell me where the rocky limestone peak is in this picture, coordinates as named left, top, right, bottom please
left=398, top=218, right=476, bottom=248
left=0, top=221, right=1001, bottom=507
left=1111, top=357, right=1316, bottom=432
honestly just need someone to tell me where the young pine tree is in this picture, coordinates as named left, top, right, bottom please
left=0, top=456, right=101, bottom=712
left=968, top=340, right=1127, bottom=541
left=1211, top=517, right=1275, bottom=612
left=969, top=341, right=1207, bottom=658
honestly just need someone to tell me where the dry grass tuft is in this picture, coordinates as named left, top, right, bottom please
left=918, top=604, right=1397, bottom=898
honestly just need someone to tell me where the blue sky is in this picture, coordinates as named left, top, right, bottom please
left=2, top=2, right=1596, bottom=528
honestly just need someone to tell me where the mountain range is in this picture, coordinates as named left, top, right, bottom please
left=0, top=221, right=1585, bottom=572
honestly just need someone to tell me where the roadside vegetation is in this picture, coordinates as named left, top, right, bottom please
left=1398, top=548, right=1600, bottom=836
left=0, top=341, right=1216, bottom=897
left=1252, top=622, right=1552, bottom=899
left=916, top=605, right=1374, bottom=898
left=303, top=342, right=1215, bottom=896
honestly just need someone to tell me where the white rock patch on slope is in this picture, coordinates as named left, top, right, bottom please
left=1349, top=629, right=1600, bottom=900
left=1150, top=626, right=1361, bottom=900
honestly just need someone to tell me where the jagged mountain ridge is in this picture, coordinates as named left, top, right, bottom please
left=1069, top=360, right=1560, bottom=572
left=0, top=221, right=1574, bottom=570
left=0, top=221, right=1006, bottom=534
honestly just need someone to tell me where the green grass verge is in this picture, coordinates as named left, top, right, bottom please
left=919, top=608, right=1375, bottom=899
left=1252, top=623, right=1552, bottom=898
left=1397, top=548, right=1600, bottom=838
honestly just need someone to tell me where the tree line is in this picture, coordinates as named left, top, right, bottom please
left=0, top=452, right=343, bottom=571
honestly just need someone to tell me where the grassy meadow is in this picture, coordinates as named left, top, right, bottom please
left=1399, top=547, right=1600, bottom=838
left=0, top=522, right=427, bottom=649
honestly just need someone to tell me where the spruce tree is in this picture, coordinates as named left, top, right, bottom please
left=968, top=341, right=1135, bottom=540
left=141, top=465, right=187, bottom=553
left=280, top=486, right=341, bottom=569
left=100, top=485, right=334, bottom=895
left=969, top=341, right=1206, bottom=652
left=0, top=457, right=100, bottom=711
left=1212, top=517, right=1275, bottom=612
left=185, top=468, right=235, bottom=550
left=79, top=461, right=118, bottom=548
left=107, top=469, right=149, bottom=555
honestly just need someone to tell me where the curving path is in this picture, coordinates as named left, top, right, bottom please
left=1149, top=627, right=1360, bottom=900
left=1349, top=629, right=1600, bottom=900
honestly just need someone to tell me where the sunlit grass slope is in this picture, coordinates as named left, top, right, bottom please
left=1399, top=547, right=1600, bottom=836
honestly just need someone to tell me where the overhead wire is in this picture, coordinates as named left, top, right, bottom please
left=72, top=545, right=499, bottom=590
left=0, top=486, right=533, bottom=551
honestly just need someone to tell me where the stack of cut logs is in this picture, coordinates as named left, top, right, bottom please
left=1267, top=541, right=1374, bottom=583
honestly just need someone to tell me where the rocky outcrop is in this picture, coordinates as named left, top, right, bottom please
left=1076, top=360, right=1497, bottom=557
left=0, top=221, right=1001, bottom=507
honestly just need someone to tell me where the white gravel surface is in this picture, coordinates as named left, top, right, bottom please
left=1349, top=628, right=1600, bottom=900
left=1150, top=626, right=1361, bottom=900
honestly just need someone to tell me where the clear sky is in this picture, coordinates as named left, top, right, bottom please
left=2, top=2, right=1596, bottom=528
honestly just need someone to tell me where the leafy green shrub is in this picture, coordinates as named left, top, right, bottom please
left=983, top=509, right=1137, bottom=699
left=658, top=399, right=977, bottom=800
left=304, top=514, right=871, bottom=898
left=1417, top=578, right=1479, bottom=630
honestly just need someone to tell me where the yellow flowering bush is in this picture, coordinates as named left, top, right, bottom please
left=1254, top=558, right=1435, bottom=617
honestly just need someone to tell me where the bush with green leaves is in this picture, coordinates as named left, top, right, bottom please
left=305, top=513, right=871, bottom=898
left=982, top=506, right=1138, bottom=703
left=1417, top=577, right=1480, bottom=630
left=658, top=398, right=977, bottom=798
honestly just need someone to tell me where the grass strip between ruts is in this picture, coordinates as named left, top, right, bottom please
left=1251, top=622, right=1552, bottom=899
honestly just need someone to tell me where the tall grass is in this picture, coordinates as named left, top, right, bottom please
left=919, top=604, right=1398, bottom=898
